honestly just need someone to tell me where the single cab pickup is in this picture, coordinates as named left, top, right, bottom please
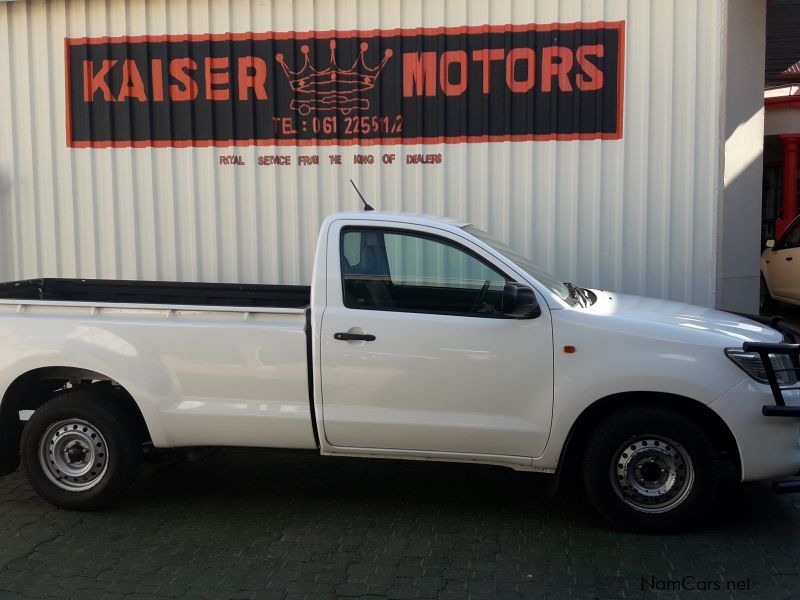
left=0, top=211, right=799, bottom=532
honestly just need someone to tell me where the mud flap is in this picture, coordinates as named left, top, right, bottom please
left=0, top=420, right=22, bottom=476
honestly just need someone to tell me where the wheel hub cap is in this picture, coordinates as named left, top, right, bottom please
left=38, top=419, right=109, bottom=492
left=611, top=435, right=695, bottom=514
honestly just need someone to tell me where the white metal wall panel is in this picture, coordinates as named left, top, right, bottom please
left=0, top=0, right=723, bottom=306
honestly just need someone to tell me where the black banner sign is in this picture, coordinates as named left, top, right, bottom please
left=66, top=23, right=624, bottom=148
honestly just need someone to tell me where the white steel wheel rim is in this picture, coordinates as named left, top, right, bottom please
left=610, top=435, right=695, bottom=514
left=38, top=419, right=110, bottom=492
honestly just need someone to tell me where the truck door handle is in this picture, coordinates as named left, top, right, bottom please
left=334, top=332, right=376, bottom=342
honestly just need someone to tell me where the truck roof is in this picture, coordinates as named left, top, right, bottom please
left=325, top=211, right=470, bottom=231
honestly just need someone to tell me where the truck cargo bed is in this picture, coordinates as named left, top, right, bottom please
left=0, top=279, right=310, bottom=309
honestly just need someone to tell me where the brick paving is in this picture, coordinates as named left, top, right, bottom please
left=0, top=448, right=798, bottom=600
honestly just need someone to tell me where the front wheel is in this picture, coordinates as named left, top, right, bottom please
left=582, top=407, right=719, bottom=532
left=21, top=391, right=141, bottom=510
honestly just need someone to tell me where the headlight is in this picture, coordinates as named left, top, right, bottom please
left=725, top=349, right=798, bottom=386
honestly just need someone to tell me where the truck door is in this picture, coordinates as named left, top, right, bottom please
left=318, top=222, right=554, bottom=459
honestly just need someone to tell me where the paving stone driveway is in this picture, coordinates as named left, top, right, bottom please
left=0, top=448, right=798, bottom=600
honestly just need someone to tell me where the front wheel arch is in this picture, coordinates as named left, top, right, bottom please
left=554, top=393, right=740, bottom=488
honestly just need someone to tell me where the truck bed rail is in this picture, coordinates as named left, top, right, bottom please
left=0, top=278, right=311, bottom=309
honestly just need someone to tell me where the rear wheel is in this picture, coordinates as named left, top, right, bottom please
left=21, top=391, right=141, bottom=510
left=582, top=407, right=719, bottom=532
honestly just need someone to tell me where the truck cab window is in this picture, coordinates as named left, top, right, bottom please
left=341, top=228, right=507, bottom=316
left=777, top=217, right=800, bottom=250
left=341, top=230, right=362, bottom=268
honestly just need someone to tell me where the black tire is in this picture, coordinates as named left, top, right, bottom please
left=760, top=274, right=777, bottom=314
left=20, top=391, right=141, bottom=510
left=582, top=407, right=719, bottom=533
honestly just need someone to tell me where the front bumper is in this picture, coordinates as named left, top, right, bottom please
left=741, top=339, right=800, bottom=491
left=710, top=379, right=800, bottom=482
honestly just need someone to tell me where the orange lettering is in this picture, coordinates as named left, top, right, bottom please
left=117, top=59, right=147, bottom=102
left=439, top=50, right=467, bottom=96
left=542, top=46, right=573, bottom=92
left=151, top=59, right=164, bottom=101
left=169, top=58, right=198, bottom=101
left=204, top=57, right=230, bottom=101
left=505, top=48, right=536, bottom=93
left=238, top=56, right=268, bottom=100
left=472, top=49, right=504, bottom=93
left=402, top=52, right=437, bottom=97
left=83, top=60, right=117, bottom=102
left=576, top=44, right=604, bottom=91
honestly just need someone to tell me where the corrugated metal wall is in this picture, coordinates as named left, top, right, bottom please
left=0, top=0, right=723, bottom=306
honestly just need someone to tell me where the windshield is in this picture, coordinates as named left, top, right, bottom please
left=462, top=225, right=576, bottom=306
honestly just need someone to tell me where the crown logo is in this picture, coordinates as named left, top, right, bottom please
left=275, top=40, right=393, bottom=116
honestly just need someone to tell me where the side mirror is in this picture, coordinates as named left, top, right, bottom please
left=502, top=282, right=541, bottom=319
left=766, top=239, right=775, bottom=249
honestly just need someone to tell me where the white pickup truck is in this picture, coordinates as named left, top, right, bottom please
left=0, top=210, right=798, bottom=532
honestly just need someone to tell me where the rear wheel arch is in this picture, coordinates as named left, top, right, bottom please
left=0, top=366, right=151, bottom=476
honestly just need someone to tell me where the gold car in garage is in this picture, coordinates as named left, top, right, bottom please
left=761, top=215, right=800, bottom=311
